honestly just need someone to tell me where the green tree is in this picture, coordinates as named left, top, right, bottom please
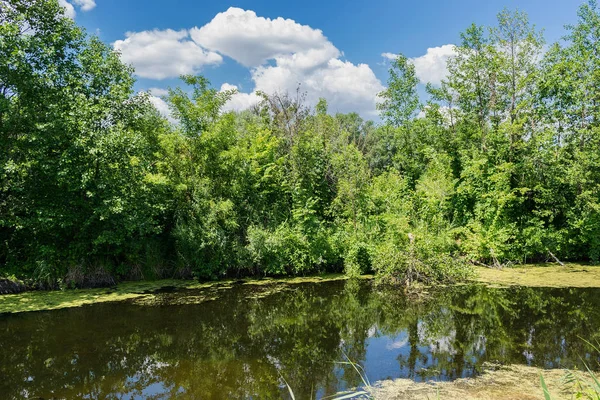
left=377, top=53, right=420, bottom=127
left=1, top=0, right=167, bottom=284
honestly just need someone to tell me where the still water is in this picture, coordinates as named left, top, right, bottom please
left=1, top=280, right=599, bottom=399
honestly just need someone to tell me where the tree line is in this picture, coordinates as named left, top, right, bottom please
left=1, top=0, right=600, bottom=287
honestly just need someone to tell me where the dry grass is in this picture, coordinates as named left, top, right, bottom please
left=371, top=364, right=573, bottom=400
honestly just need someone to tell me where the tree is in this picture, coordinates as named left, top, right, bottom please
left=0, top=0, right=167, bottom=283
left=167, top=75, right=236, bottom=137
left=446, top=24, right=501, bottom=142
left=377, top=53, right=420, bottom=127
left=491, top=8, right=544, bottom=125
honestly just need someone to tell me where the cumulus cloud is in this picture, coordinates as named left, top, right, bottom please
left=190, top=8, right=339, bottom=67
left=251, top=58, right=383, bottom=116
left=147, top=94, right=176, bottom=124
left=148, top=87, right=169, bottom=97
left=115, top=7, right=384, bottom=116
left=410, top=44, right=456, bottom=85
left=58, top=0, right=96, bottom=18
left=382, top=45, right=456, bottom=85
left=220, top=83, right=261, bottom=113
left=139, top=90, right=174, bottom=123
left=198, top=8, right=382, bottom=115
left=381, top=52, right=398, bottom=61
left=72, top=0, right=96, bottom=11
left=58, top=0, right=76, bottom=18
left=113, top=30, right=223, bottom=80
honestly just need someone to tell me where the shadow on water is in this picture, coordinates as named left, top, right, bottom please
left=1, top=281, right=600, bottom=399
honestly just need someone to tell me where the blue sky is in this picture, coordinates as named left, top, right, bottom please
left=64, top=0, right=584, bottom=118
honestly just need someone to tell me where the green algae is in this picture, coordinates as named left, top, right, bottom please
left=0, top=274, right=355, bottom=314
left=474, top=263, right=600, bottom=288
left=6, top=262, right=599, bottom=315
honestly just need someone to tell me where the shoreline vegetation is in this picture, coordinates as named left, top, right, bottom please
left=475, top=263, right=600, bottom=288
left=3, top=1, right=600, bottom=290
left=2, top=263, right=600, bottom=315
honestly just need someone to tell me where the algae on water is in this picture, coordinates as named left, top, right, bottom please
left=474, top=264, right=600, bottom=288
left=0, top=274, right=351, bottom=314
left=3, top=265, right=600, bottom=315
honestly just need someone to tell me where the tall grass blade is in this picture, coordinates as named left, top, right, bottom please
left=282, top=376, right=296, bottom=400
left=331, top=391, right=369, bottom=399
left=540, top=374, right=552, bottom=400
left=583, top=364, right=600, bottom=391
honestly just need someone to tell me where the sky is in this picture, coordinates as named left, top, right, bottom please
left=62, top=0, right=584, bottom=119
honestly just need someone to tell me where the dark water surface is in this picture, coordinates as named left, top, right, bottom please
left=1, top=281, right=600, bottom=399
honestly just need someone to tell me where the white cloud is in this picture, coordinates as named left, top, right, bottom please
left=72, top=0, right=96, bottom=11
left=113, top=30, right=223, bottom=80
left=220, top=83, right=261, bottom=113
left=381, top=45, right=456, bottom=85
left=410, top=45, right=456, bottom=85
left=190, top=8, right=338, bottom=67
left=148, top=95, right=176, bottom=124
left=198, top=8, right=382, bottom=116
left=116, top=8, right=384, bottom=117
left=58, top=0, right=76, bottom=18
left=381, top=52, right=398, bottom=61
left=148, top=87, right=169, bottom=97
left=251, top=58, right=383, bottom=116
left=58, top=0, right=96, bottom=18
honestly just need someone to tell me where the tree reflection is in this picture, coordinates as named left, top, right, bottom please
left=1, top=282, right=599, bottom=398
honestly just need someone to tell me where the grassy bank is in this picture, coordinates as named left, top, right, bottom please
left=0, top=274, right=353, bottom=314
left=474, top=263, right=600, bottom=288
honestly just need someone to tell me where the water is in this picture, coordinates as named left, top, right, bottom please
left=1, top=281, right=599, bottom=399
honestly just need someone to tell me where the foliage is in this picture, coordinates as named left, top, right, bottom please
left=377, top=54, right=420, bottom=127
left=2, top=0, right=600, bottom=287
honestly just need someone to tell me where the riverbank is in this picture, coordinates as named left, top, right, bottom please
left=0, top=274, right=353, bottom=314
left=2, top=263, right=600, bottom=314
left=370, top=363, right=577, bottom=400
left=474, top=263, right=600, bottom=288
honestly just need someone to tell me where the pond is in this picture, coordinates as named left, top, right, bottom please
left=1, top=280, right=599, bottom=399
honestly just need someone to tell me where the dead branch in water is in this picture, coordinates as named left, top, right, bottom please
left=547, top=249, right=565, bottom=266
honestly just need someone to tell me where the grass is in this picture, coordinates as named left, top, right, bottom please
left=0, top=279, right=196, bottom=314
left=541, top=339, right=600, bottom=400
left=372, top=363, right=570, bottom=399
left=284, top=356, right=373, bottom=400
left=474, top=262, right=600, bottom=288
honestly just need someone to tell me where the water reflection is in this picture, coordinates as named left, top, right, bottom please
left=1, top=281, right=599, bottom=399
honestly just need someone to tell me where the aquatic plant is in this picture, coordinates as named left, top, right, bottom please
left=284, top=356, right=373, bottom=400
left=541, top=339, right=600, bottom=399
